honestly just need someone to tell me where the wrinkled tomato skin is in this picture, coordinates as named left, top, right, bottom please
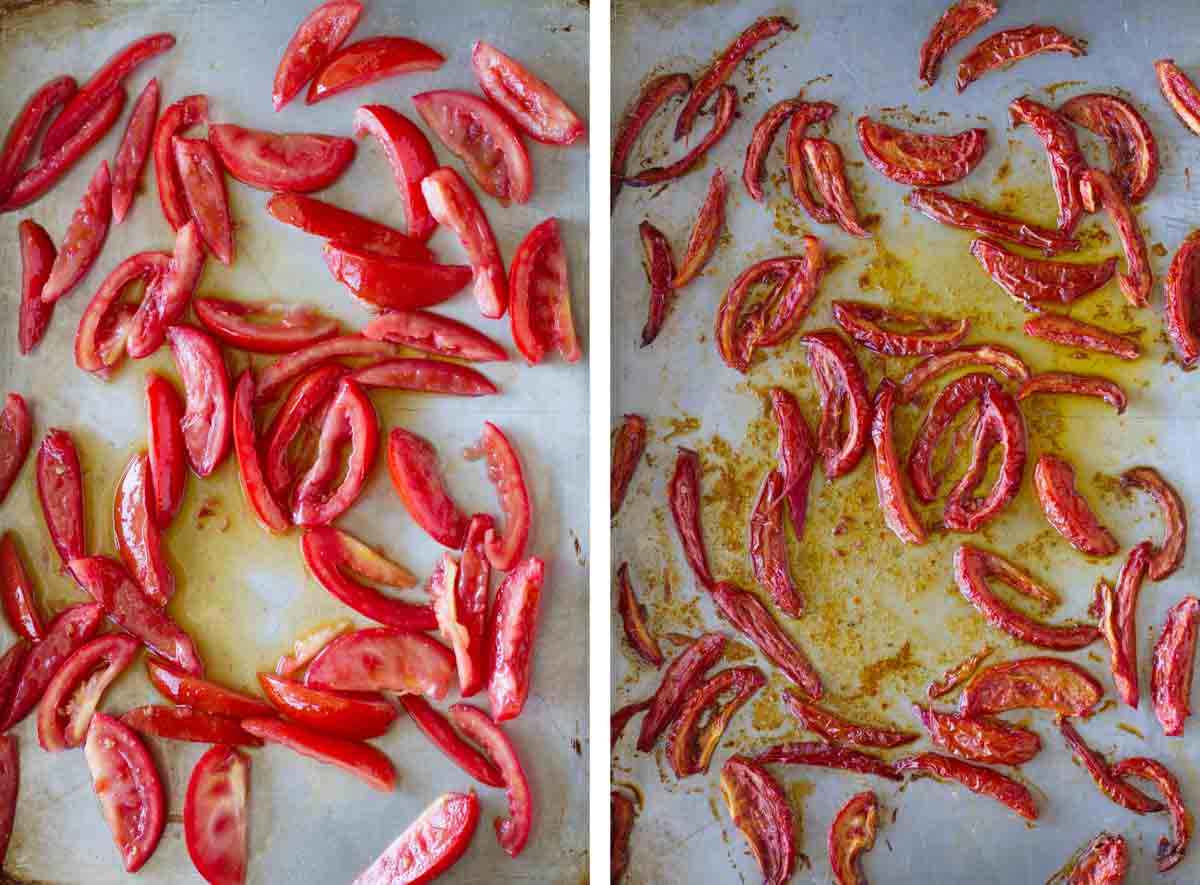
left=386, top=428, right=467, bottom=549
left=240, top=717, right=396, bottom=792
left=756, top=742, right=901, bottom=781
left=154, top=95, right=208, bottom=230
left=487, top=557, right=546, bottom=723
left=638, top=220, right=676, bottom=348
left=637, top=632, right=726, bottom=752
left=828, top=790, right=878, bottom=885
left=350, top=791, right=479, bottom=885
left=668, top=448, right=713, bottom=587
left=508, top=217, right=580, bottom=364
left=912, top=703, right=1040, bottom=766
left=785, top=693, right=917, bottom=749
left=801, top=331, right=872, bottom=480
left=307, top=36, right=444, bottom=104
left=714, top=256, right=799, bottom=371
left=611, top=72, right=691, bottom=206
left=1017, top=373, right=1127, bottom=414
left=1010, top=97, right=1088, bottom=233
left=871, top=381, right=926, bottom=545
left=712, top=582, right=823, bottom=699
left=1024, top=313, right=1140, bottom=361
left=471, top=41, right=585, bottom=146
left=40, top=159, right=112, bottom=305
left=1064, top=833, right=1129, bottom=885
left=1121, top=467, right=1187, bottom=581
left=611, top=414, right=647, bottom=519
left=18, top=220, right=56, bottom=354
left=1152, top=596, right=1200, bottom=737
left=899, top=344, right=1029, bottom=403
left=857, top=117, right=987, bottom=186
left=421, top=166, right=507, bottom=319
left=208, top=124, right=356, bottom=194
left=1060, top=92, right=1159, bottom=203
left=749, top=472, right=805, bottom=614
left=611, top=699, right=650, bottom=747
left=1079, top=168, right=1152, bottom=307
left=669, top=666, right=765, bottom=777
left=943, top=387, right=1026, bottom=533
left=1034, top=454, right=1119, bottom=557
left=833, top=301, right=967, bottom=356
left=611, top=791, right=635, bottom=883
left=800, top=137, right=870, bottom=237
left=674, top=167, right=728, bottom=288
left=907, top=372, right=998, bottom=503
left=786, top=103, right=839, bottom=223
left=956, top=25, right=1086, bottom=92
left=918, top=0, right=997, bottom=86
left=617, top=562, right=663, bottom=667
left=447, top=704, right=533, bottom=857
left=3, top=603, right=103, bottom=729
left=0, top=75, right=78, bottom=204
left=114, top=453, right=175, bottom=606
left=959, top=656, right=1102, bottom=718
left=352, top=105, right=439, bottom=241
left=273, top=0, right=363, bottom=111
left=399, top=695, right=503, bottom=787
left=908, top=187, right=1079, bottom=255
left=0, top=395, right=32, bottom=506
left=166, top=326, right=232, bottom=478
left=259, top=672, right=397, bottom=740
left=744, top=101, right=808, bottom=201
left=625, top=86, right=738, bottom=188
left=971, top=238, right=1116, bottom=308
left=1166, top=230, right=1200, bottom=367
left=184, top=745, right=250, bottom=885
left=770, top=388, right=818, bottom=539
left=895, top=752, right=1038, bottom=820
left=927, top=645, right=992, bottom=700
left=84, top=712, right=166, bottom=873
left=145, top=374, right=187, bottom=527
left=1112, top=757, right=1192, bottom=871
left=36, top=428, right=86, bottom=567
left=0, top=533, right=44, bottom=642
left=292, top=379, right=378, bottom=527
left=719, top=755, right=797, bottom=885
left=1058, top=717, right=1164, bottom=814
left=1157, top=59, right=1200, bottom=136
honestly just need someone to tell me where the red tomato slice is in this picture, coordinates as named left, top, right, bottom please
left=264, top=364, right=345, bottom=497
left=274, top=621, right=354, bottom=678
left=0, top=532, right=44, bottom=642
left=353, top=105, right=439, bottom=242
left=232, top=371, right=291, bottom=533
left=36, top=428, right=86, bottom=567
left=323, top=241, right=473, bottom=311
left=154, top=95, right=209, bottom=230
left=166, top=325, right=232, bottom=477
left=208, top=124, right=355, bottom=193
left=173, top=136, right=234, bottom=265
left=265, top=192, right=433, bottom=260
left=84, top=712, right=166, bottom=873
left=75, top=251, right=169, bottom=377
left=122, top=705, right=263, bottom=746
left=448, top=704, right=533, bottom=857
left=350, top=791, right=479, bottom=885
left=255, top=334, right=396, bottom=403
left=0, top=394, right=32, bottom=506
left=454, top=514, right=494, bottom=697
left=259, top=672, right=397, bottom=740
left=18, top=220, right=56, bottom=354
left=194, top=296, right=340, bottom=354
left=127, top=220, right=206, bottom=359
left=509, top=217, right=580, bottom=365
left=398, top=695, right=503, bottom=786
left=0, top=643, right=27, bottom=727
left=304, top=627, right=456, bottom=699
left=352, top=358, right=498, bottom=398
left=69, top=556, right=202, bottom=675
left=114, top=453, right=174, bottom=605
left=421, top=166, right=508, bottom=318
left=111, top=77, right=159, bottom=224
left=412, top=90, right=533, bottom=205
left=0, top=75, right=77, bottom=204
left=309, top=36, right=444, bottom=104
left=363, top=309, right=507, bottom=362
left=273, top=0, right=363, bottom=111
left=240, top=717, right=396, bottom=792
left=145, top=373, right=187, bottom=527
left=0, top=737, right=16, bottom=867
left=486, top=557, right=545, bottom=722
left=146, top=657, right=274, bottom=720
left=3, top=603, right=103, bottom=729
left=185, top=745, right=249, bottom=885
left=472, top=41, right=585, bottom=146
left=386, top=427, right=468, bottom=548
left=292, top=378, right=378, bottom=527
left=37, top=632, right=139, bottom=752
left=466, top=422, right=531, bottom=571
left=41, top=159, right=111, bottom=304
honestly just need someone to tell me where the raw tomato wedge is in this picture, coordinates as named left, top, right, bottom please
left=84, top=713, right=166, bottom=873
left=487, top=557, right=545, bottom=722
left=350, top=791, right=478, bottom=885
left=127, top=221, right=206, bottom=359
left=509, top=217, right=581, bottom=364
left=255, top=334, right=396, bottom=403
left=75, top=251, right=169, bottom=377
left=449, top=704, right=533, bottom=857
left=363, top=309, right=507, bottom=362
left=421, top=166, right=507, bottom=318
left=453, top=514, right=494, bottom=697
left=0, top=532, right=44, bottom=642
left=466, top=422, right=531, bottom=571
left=398, top=695, right=503, bottom=786
left=114, top=453, right=175, bottom=605
left=0, top=736, right=14, bottom=867
left=232, top=371, right=290, bottom=534
left=37, top=633, right=138, bottom=752
left=241, top=717, right=395, bottom=792
left=166, top=325, right=232, bottom=477
left=259, top=672, right=397, bottom=740
left=36, top=428, right=86, bottom=567
left=308, top=36, right=445, bottom=104
left=173, top=136, right=234, bottom=265
left=304, top=627, right=456, bottom=699
left=472, top=41, right=585, bottom=145
left=353, top=105, right=439, bottom=241
left=857, top=117, right=986, bottom=186
left=18, top=220, right=56, bottom=354
left=0, top=395, right=32, bottom=506
left=185, top=745, right=249, bottom=885
left=413, top=90, right=533, bottom=205
left=292, top=378, right=378, bottom=527
left=208, top=123, right=355, bottom=193
left=194, top=297, right=339, bottom=354
left=110, top=78, right=159, bottom=224
left=264, top=363, right=346, bottom=498
left=122, top=705, right=262, bottom=747
left=4, top=603, right=103, bottom=729
left=146, top=657, right=274, bottom=720
left=41, top=160, right=112, bottom=304
left=265, top=193, right=432, bottom=260
left=323, top=241, right=473, bottom=311
left=154, top=95, right=209, bottom=230
left=145, top=373, right=186, bottom=527
left=273, top=0, right=363, bottom=111
left=0, top=75, right=77, bottom=204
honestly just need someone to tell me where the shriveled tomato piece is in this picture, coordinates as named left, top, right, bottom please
left=36, top=428, right=86, bottom=567
left=386, top=428, right=467, bottom=548
left=185, top=745, right=249, bottom=885
left=0, top=533, right=43, bottom=642
left=617, top=562, right=662, bottom=667
left=1122, top=467, right=1187, bottom=581
left=399, top=695, right=503, bottom=787
left=668, top=667, right=764, bottom=777
left=0, top=75, right=77, bottom=204
left=0, top=395, right=32, bottom=506
left=611, top=414, right=647, bottom=519
left=308, top=36, right=444, bottom=104
left=959, top=656, right=1102, bottom=717
left=194, top=297, right=339, bottom=355
left=231, top=372, right=290, bottom=533
left=509, top=217, right=580, bottom=364
left=255, top=334, right=395, bottom=403
left=802, top=330, right=872, bottom=479
left=1153, top=596, right=1200, bottom=737
left=720, top=755, right=797, bottom=885
left=668, top=447, right=713, bottom=587
left=749, top=472, right=805, bottom=613
left=127, top=221, right=206, bottom=359
left=928, top=646, right=993, bottom=701
left=110, top=78, right=159, bottom=224
left=1060, top=92, right=1158, bottom=203
left=828, top=791, right=878, bottom=885
left=674, top=167, right=727, bottom=287
left=638, top=220, right=676, bottom=348
left=1010, top=97, right=1088, bottom=234
left=173, top=136, right=234, bottom=265
left=465, top=422, right=531, bottom=571
left=85, top=713, right=166, bottom=872
left=75, top=251, right=168, bottom=377
left=154, top=95, right=208, bottom=230
left=422, top=166, right=507, bottom=318
left=943, top=387, right=1027, bottom=532
left=166, top=325, right=231, bottom=477
left=266, top=193, right=433, bottom=260
left=611, top=699, right=650, bottom=747
left=1079, top=168, right=1152, bottom=307
left=912, top=703, right=1040, bottom=766
left=626, top=86, right=738, bottom=187
left=800, top=138, right=870, bottom=238
left=786, top=103, right=839, bottom=223
left=41, top=159, right=111, bottom=304
left=413, top=90, right=533, bottom=205
left=834, top=301, right=967, bottom=356
left=487, top=557, right=545, bottom=722
left=305, top=627, right=455, bottom=699
left=146, top=657, right=272, bottom=719
left=956, top=25, right=1086, bottom=92
left=899, top=344, right=1030, bottom=403
left=115, top=453, right=175, bottom=605
left=857, top=117, right=986, bottom=186
left=353, top=105, right=438, bottom=241
left=1024, top=313, right=1140, bottom=361
left=1098, top=544, right=1154, bottom=708
left=209, top=124, right=355, bottom=193
left=122, top=706, right=263, bottom=746
left=895, top=752, right=1038, bottom=820
left=611, top=72, right=690, bottom=206
left=0, top=736, right=15, bottom=868
left=744, top=100, right=808, bottom=202
left=874, top=379, right=928, bottom=544
left=292, top=378, right=377, bottom=527
left=713, top=582, right=823, bottom=698
left=4, top=603, right=103, bottom=729
left=1034, top=454, right=1118, bottom=556
left=1166, top=230, right=1200, bottom=367
left=907, top=372, right=996, bottom=503
left=448, top=704, right=532, bottom=857
left=350, top=791, right=479, bottom=885
left=38, top=633, right=138, bottom=752
left=472, top=41, right=584, bottom=145
left=259, top=672, right=397, bottom=740
left=786, top=694, right=916, bottom=749
left=323, top=241, right=473, bottom=311
left=364, top=309, right=507, bottom=363
left=18, top=220, right=56, bottom=354
left=971, top=238, right=1116, bottom=308
left=1019, top=373, right=1127, bottom=415
left=241, top=717, right=395, bottom=792
left=918, top=0, right=997, bottom=86
left=908, top=188, right=1079, bottom=255
left=1062, top=833, right=1129, bottom=884
left=145, top=374, right=186, bottom=527
left=1114, top=759, right=1191, bottom=871
left=637, top=632, right=726, bottom=752
left=1157, top=59, right=1200, bottom=136
left=273, top=0, right=363, bottom=111
left=1058, top=717, right=1163, bottom=814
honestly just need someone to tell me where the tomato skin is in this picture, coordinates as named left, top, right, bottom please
left=166, top=325, right=232, bottom=478
left=719, top=755, right=797, bottom=885
left=0, top=75, right=77, bottom=204
left=486, top=557, right=545, bottom=723
left=1157, top=59, right=1200, bottom=136
left=350, top=791, right=479, bottom=885
left=174, top=136, right=235, bottom=265
left=611, top=72, right=691, bottom=206
left=273, top=0, right=363, bottom=111
left=353, top=105, right=439, bottom=242
left=127, top=220, right=207, bottom=359
left=185, top=745, right=250, bottom=885
left=110, top=77, right=160, bottom=224
left=36, top=428, right=86, bottom=567
left=919, top=0, right=997, bottom=86
left=398, top=695, right=503, bottom=787
left=0, top=395, right=32, bottom=507
left=37, top=632, right=139, bottom=752
left=386, top=428, right=468, bottom=549
left=422, top=166, right=508, bottom=318
left=194, top=296, right=339, bottom=355
left=827, top=790, right=878, bottom=885
left=259, top=672, right=397, bottom=740
left=240, top=717, right=396, bottom=792
left=364, top=310, right=506, bottom=362
left=472, top=41, right=585, bottom=146
left=266, top=192, right=432, bottom=260
left=233, top=372, right=294, bottom=533
left=18, top=220, right=56, bottom=355
left=468, top=422, right=531, bottom=571
left=870, top=381, right=928, bottom=545
left=956, top=25, right=1086, bottom=92
left=453, top=514, right=494, bottom=697
left=0, top=532, right=44, bottom=642
left=292, top=378, right=378, bottom=527
left=145, top=373, right=187, bottom=527
left=857, top=117, right=988, bottom=187
left=121, top=705, right=263, bottom=746
left=75, top=251, right=169, bottom=377
left=0, top=736, right=16, bottom=869
left=146, top=657, right=273, bottom=719
left=85, top=712, right=166, bottom=873
left=255, top=334, right=395, bottom=403
left=353, top=358, right=498, bottom=398
left=305, top=627, right=456, bottom=700
left=3, top=603, right=103, bottom=729
left=448, top=704, right=533, bottom=856
left=40, top=159, right=112, bottom=304
left=509, top=217, right=580, bottom=365
left=154, top=95, right=209, bottom=230
left=323, top=241, right=473, bottom=311
left=308, top=36, right=445, bottom=104
left=208, top=124, right=356, bottom=193
left=610, top=414, right=646, bottom=519
left=115, top=453, right=175, bottom=605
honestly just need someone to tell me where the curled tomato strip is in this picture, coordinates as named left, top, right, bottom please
left=1010, top=97, right=1087, bottom=234
left=800, top=138, right=870, bottom=237
left=956, top=25, right=1086, bottom=92
left=1034, top=454, right=1118, bottom=557
left=918, top=0, right=997, bottom=86
left=668, top=666, right=764, bottom=778
left=749, top=472, right=804, bottom=616
left=899, top=344, right=1030, bottom=403
left=1112, top=757, right=1191, bottom=871
left=1024, top=313, right=1140, bottom=361
left=255, top=335, right=395, bottom=403
left=857, top=117, right=987, bottom=186
left=744, top=100, right=807, bottom=201
left=466, top=422, right=530, bottom=572
left=1061, top=833, right=1129, bottom=884
left=1156, top=59, right=1200, bottom=136
left=943, top=387, right=1026, bottom=532
left=927, top=645, right=992, bottom=700
left=1152, top=596, right=1200, bottom=737
left=770, top=388, right=818, bottom=539
left=954, top=544, right=1096, bottom=650
left=1166, top=230, right=1200, bottom=367
left=445, top=705, right=532, bottom=857
left=1060, top=93, right=1158, bottom=203
left=1098, top=543, right=1154, bottom=708
left=828, top=791, right=878, bottom=885
left=1122, top=467, right=1187, bottom=582
left=960, top=656, right=1102, bottom=718
left=785, top=102, right=839, bottom=223
left=611, top=414, right=647, bottom=518
left=636, top=632, right=725, bottom=753
left=611, top=698, right=651, bottom=747
left=1079, top=169, right=1152, bottom=307
left=720, top=757, right=796, bottom=885
left=617, top=563, right=663, bottom=667
left=611, top=791, right=636, bottom=883
left=908, top=188, right=1079, bottom=255
left=673, top=167, right=727, bottom=287
left=715, top=256, right=801, bottom=371
left=1058, top=717, right=1163, bottom=814
left=833, top=301, right=967, bottom=356
left=668, top=448, right=713, bottom=588
left=626, top=86, right=738, bottom=187
left=398, top=695, right=502, bottom=787
left=638, top=221, right=676, bottom=347
left=759, top=236, right=825, bottom=350
left=712, top=582, right=822, bottom=699
left=291, top=379, right=378, bottom=527
left=970, top=239, right=1116, bottom=308
left=907, top=372, right=997, bottom=503
left=611, top=72, right=691, bottom=206
left=912, top=703, right=1040, bottom=766
left=786, top=693, right=916, bottom=749
left=756, top=742, right=900, bottom=781
left=896, top=752, right=1038, bottom=820
left=871, top=380, right=926, bottom=545
left=1017, top=373, right=1126, bottom=414
left=802, top=331, right=871, bottom=480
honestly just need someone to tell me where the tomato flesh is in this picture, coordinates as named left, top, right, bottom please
left=185, top=745, right=250, bottom=885
left=308, top=36, right=445, bottom=104
left=208, top=123, right=356, bottom=193
left=174, top=136, right=235, bottom=265
left=305, top=627, right=456, bottom=699
left=240, top=717, right=396, bottom=792
left=166, top=325, right=232, bottom=477
left=38, top=633, right=139, bottom=752
left=111, top=77, right=159, bottom=224
left=41, top=159, right=112, bottom=304
left=466, top=422, right=531, bottom=571
left=0, top=395, right=32, bottom=506
left=351, top=791, right=479, bottom=885
left=114, top=453, right=175, bottom=605
left=273, top=0, right=363, bottom=111
left=84, top=713, right=166, bottom=873
left=386, top=428, right=468, bottom=549
left=509, top=217, right=580, bottom=364
left=259, top=672, right=398, bottom=740
left=472, top=41, right=584, bottom=146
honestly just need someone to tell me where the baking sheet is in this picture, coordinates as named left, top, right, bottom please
left=612, top=1, right=1200, bottom=882
left=0, top=1, right=588, bottom=882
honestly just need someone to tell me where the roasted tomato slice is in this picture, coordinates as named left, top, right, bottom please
left=472, top=41, right=584, bottom=145
left=487, top=557, right=545, bottom=722
left=1122, top=467, right=1187, bottom=581
left=1062, top=833, right=1129, bottom=884
left=744, top=100, right=809, bottom=202
left=1166, top=230, right=1200, bottom=367
left=786, top=693, right=917, bottom=749
left=174, top=136, right=234, bottom=265
left=166, top=325, right=232, bottom=477
left=185, top=745, right=249, bottom=885
left=154, top=95, right=208, bottom=230
left=127, top=221, right=207, bottom=360
left=875, top=378, right=930, bottom=543
left=74, top=251, right=168, bottom=377
left=638, top=220, right=677, bottom=348
left=255, top=334, right=395, bottom=403
left=907, top=372, right=996, bottom=503
left=800, top=137, right=870, bottom=237
left=386, top=428, right=467, bottom=548
left=960, top=656, right=1102, bottom=718
left=611, top=414, right=647, bottom=518
left=637, top=632, right=726, bottom=752
left=1079, top=168, right=1151, bottom=307
left=448, top=704, right=532, bottom=857
left=625, top=85, right=738, bottom=188
left=617, top=562, right=663, bottom=667
left=1035, top=454, right=1119, bottom=556
left=308, top=35, right=444, bottom=104
left=611, top=699, right=651, bottom=747
left=669, top=667, right=765, bottom=777
left=145, top=374, right=186, bottom=527
left=266, top=192, right=432, bottom=260
left=673, top=167, right=727, bottom=289
left=918, top=0, right=997, bottom=86
left=363, top=308, right=506, bottom=363
left=802, top=330, right=872, bottom=479
left=85, top=713, right=166, bottom=873
left=954, top=545, right=1098, bottom=650
left=0, top=395, right=32, bottom=506
left=240, top=717, right=395, bottom=792
left=611, top=791, right=635, bottom=883
left=0, top=736, right=15, bottom=866
left=956, top=25, right=1086, bottom=92
left=41, top=159, right=111, bottom=304
left=896, top=752, right=1038, bottom=820
left=413, top=90, right=533, bottom=205
left=231, top=371, right=290, bottom=533
left=399, top=695, right=503, bottom=787
left=1024, top=313, right=1140, bottom=360
left=761, top=738, right=911, bottom=779
left=912, top=703, right=1040, bottom=766
left=719, top=755, right=797, bottom=885
left=352, top=104, right=438, bottom=241
left=1010, top=97, right=1088, bottom=233
left=38, top=633, right=139, bottom=752
left=1058, top=717, right=1163, bottom=814
left=122, top=706, right=263, bottom=747
left=350, top=791, right=479, bottom=885
left=833, top=301, right=967, bottom=356
left=465, top=422, right=531, bottom=571
left=1153, top=596, right=1200, bottom=737
left=3, top=603, right=103, bottom=729
left=1060, top=92, right=1158, bottom=203
left=1112, top=757, right=1191, bottom=871
left=509, top=217, right=580, bottom=364
left=305, top=627, right=456, bottom=699
left=786, top=102, right=839, bottom=223
left=194, top=297, right=339, bottom=355
left=749, top=472, right=806, bottom=613
left=970, top=238, right=1116, bottom=308
left=272, top=0, right=363, bottom=111
left=611, top=72, right=691, bottom=205
left=907, top=188, right=1079, bottom=254
left=927, top=645, right=993, bottom=700
left=0, top=75, right=77, bottom=204
left=115, top=453, right=175, bottom=605
left=0, top=533, right=44, bottom=642
left=1097, top=543, right=1153, bottom=708
left=323, top=241, right=473, bottom=311
left=18, top=220, right=56, bottom=355
left=259, top=672, right=396, bottom=740
left=857, top=117, right=986, bottom=186
left=1018, top=372, right=1126, bottom=413
left=668, top=447, right=714, bottom=587
left=899, top=344, right=1030, bottom=403
left=1156, top=59, right=1200, bottom=136
left=712, top=582, right=823, bottom=698
left=36, top=428, right=86, bottom=567
left=943, top=387, right=1027, bottom=532
left=828, top=791, right=878, bottom=885
left=146, top=657, right=273, bottom=719
left=770, top=388, right=818, bottom=536
left=292, top=378, right=378, bottom=526
left=422, top=166, right=507, bottom=318
left=208, top=123, right=355, bottom=193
